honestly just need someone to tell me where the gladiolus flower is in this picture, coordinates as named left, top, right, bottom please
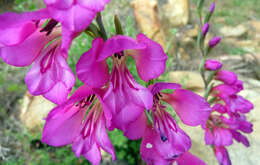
left=42, top=85, right=115, bottom=164
left=0, top=9, right=75, bottom=104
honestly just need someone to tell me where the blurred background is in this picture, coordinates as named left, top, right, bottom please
left=0, top=0, right=260, bottom=164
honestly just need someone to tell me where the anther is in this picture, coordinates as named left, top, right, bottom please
left=40, top=19, right=58, bottom=36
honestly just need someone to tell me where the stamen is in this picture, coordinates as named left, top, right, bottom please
left=75, top=94, right=96, bottom=108
left=40, top=19, right=58, bottom=36
left=160, top=134, right=168, bottom=142
left=114, top=51, right=124, bottom=60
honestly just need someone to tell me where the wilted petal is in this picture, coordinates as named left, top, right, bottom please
left=176, top=152, right=206, bottom=165
left=163, top=89, right=211, bottom=126
left=128, top=33, right=167, bottom=81
left=76, top=38, right=109, bottom=88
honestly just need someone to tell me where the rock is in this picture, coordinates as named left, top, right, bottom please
left=220, top=25, right=248, bottom=38
left=131, top=0, right=166, bottom=49
left=184, top=25, right=199, bottom=38
left=168, top=71, right=204, bottom=93
left=250, top=20, right=260, bottom=33
left=161, top=0, right=189, bottom=27
left=19, top=92, right=55, bottom=133
left=236, top=40, right=259, bottom=53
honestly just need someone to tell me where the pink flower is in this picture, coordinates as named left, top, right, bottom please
left=140, top=116, right=191, bottom=165
left=44, top=0, right=110, bottom=32
left=214, top=146, right=231, bottom=165
left=124, top=82, right=210, bottom=164
left=204, top=115, right=233, bottom=146
left=0, top=10, right=76, bottom=104
left=204, top=111, right=252, bottom=147
left=42, top=85, right=115, bottom=164
left=76, top=34, right=167, bottom=130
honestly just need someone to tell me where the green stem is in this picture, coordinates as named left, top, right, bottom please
left=96, top=12, right=107, bottom=40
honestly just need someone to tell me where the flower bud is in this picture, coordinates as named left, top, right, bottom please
left=202, top=23, right=210, bottom=37
left=205, top=59, right=222, bottom=71
left=210, top=2, right=216, bottom=13
left=209, top=36, right=221, bottom=48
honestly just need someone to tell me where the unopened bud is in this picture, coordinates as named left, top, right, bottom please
left=205, top=59, right=222, bottom=71
left=209, top=36, right=221, bottom=48
left=202, top=23, right=210, bottom=37
left=210, top=2, right=216, bottom=13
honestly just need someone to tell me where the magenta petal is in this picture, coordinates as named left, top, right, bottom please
left=149, top=82, right=181, bottom=95
left=112, top=102, right=144, bottom=131
left=98, top=35, right=146, bottom=61
left=214, top=146, right=231, bottom=165
left=43, top=82, right=69, bottom=104
left=204, top=128, right=214, bottom=145
left=0, top=21, right=36, bottom=47
left=124, top=112, right=147, bottom=140
left=48, top=4, right=96, bottom=32
left=44, top=0, right=74, bottom=9
left=140, top=126, right=172, bottom=165
left=176, top=152, right=206, bottom=165
left=78, top=0, right=110, bottom=11
left=213, top=128, right=233, bottom=146
left=0, top=30, right=57, bottom=67
left=82, top=143, right=102, bottom=165
left=96, top=115, right=116, bottom=161
left=25, top=49, right=75, bottom=101
left=231, top=130, right=250, bottom=147
left=212, top=104, right=227, bottom=113
left=216, top=70, right=237, bottom=85
left=212, top=84, right=239, bottom=98
left=76, top=38, right=109, bottom=88
left=154, top=124, right=191, bottom=160
left=163, top=89, right=211, bottom=126
left=225, top=95, right=254, bottom=113
left=0, top=9, right=50, bottom=46
left=103, top=66, right=153, bottom=130
left=129, top=33, right=167, bottom=81
left=42, top=105, right=86, bottom=146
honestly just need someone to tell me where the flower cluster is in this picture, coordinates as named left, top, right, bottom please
left=0, top=0, right=254, bottom=165
left=203, top=60, right=254, bottom=165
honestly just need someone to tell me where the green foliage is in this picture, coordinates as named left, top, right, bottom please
left=14, top=0, right=37, bottom=11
